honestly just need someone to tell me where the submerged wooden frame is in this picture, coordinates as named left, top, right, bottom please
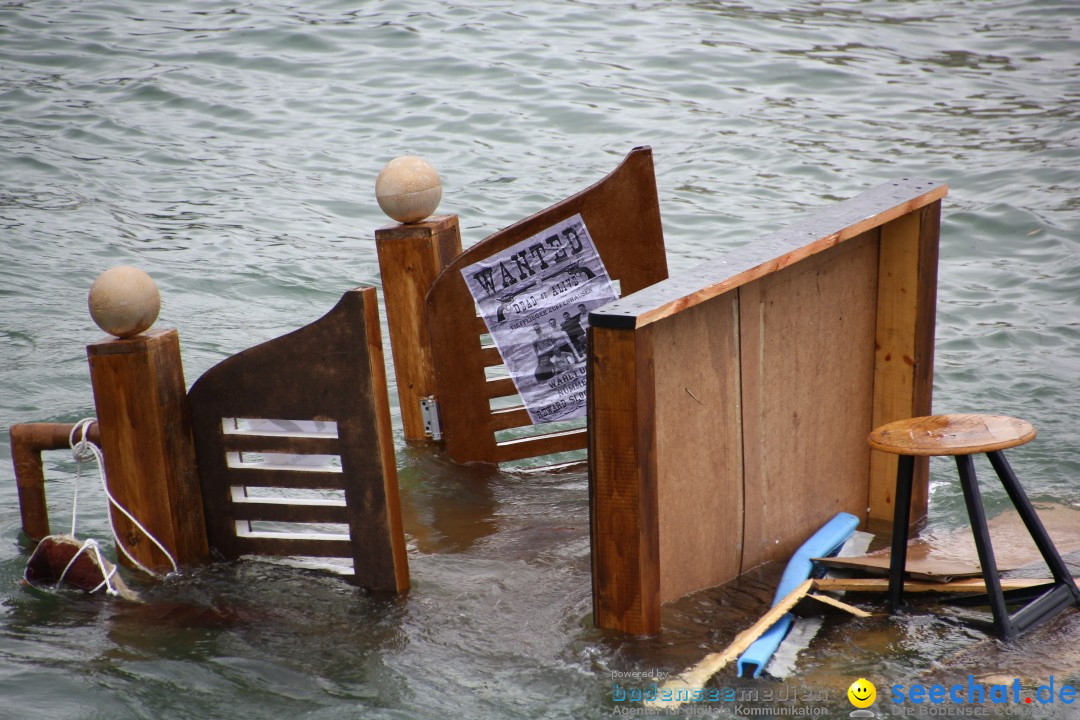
left=588, top=178, right=946, bottom=634
left=425, top=146, right=668, bottom=465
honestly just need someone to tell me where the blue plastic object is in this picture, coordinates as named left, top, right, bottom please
left=736, top=512, right=859, bottom=678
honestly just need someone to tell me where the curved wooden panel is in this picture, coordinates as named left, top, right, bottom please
left=188, top=288, right=408, bottom=592
left=426, top=146, right=668, bottom=465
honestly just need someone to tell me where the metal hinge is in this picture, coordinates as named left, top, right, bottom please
left=420, top=396, right=442, bottom=441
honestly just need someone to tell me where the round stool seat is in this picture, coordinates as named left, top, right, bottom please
left=868, top=414, right=1035, bottom=456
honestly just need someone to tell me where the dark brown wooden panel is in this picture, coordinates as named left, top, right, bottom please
left=234, top=536, right=353, bottom=559
left=222, top=433, right=340, bottom=456
left=188, top=288, right=408, bottom=592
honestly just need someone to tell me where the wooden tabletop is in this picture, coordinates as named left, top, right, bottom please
left=868, top=414, right=1036, bottom=456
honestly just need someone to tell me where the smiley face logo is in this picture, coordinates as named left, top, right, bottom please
left=847, top=678, right=876, bottom=708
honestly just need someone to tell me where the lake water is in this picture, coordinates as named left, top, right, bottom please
left=1, top=1, right=1078, bottom=718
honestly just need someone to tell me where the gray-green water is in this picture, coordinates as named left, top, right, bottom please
left=2, top=1, right=1079, bottom=718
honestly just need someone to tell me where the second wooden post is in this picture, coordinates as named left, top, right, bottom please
left=375, top=214, right=462, bottom=442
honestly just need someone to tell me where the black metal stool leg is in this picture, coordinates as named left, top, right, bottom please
left=986, top=450, right=1080, bottom=601
left=955, top=454, right=1016, bottom=641
left=888, top=454, right=915, bottom=612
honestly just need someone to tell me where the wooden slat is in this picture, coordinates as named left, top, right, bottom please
left=649, top=580, right=815, bottom=709
left=188, top=288, right=409, bottom=593
left=234, top=535, right=353, bottom=558
left=485, top=377, right=518, bottom=399
left=221, top=468, right=345, bottom=491
left=223, top=433, right=340, bottom=456
left=489, top=406, right=532, bottom=431
left=427, top=146, right=668, bottom=465
left=469, top=315, right=489, bottom=334
left=592, top=179, right=947, bottom=330
left=231, top=499, right=348, bottom=524
left=493, top=426, right=587, bottom=463
left=480, top=345, right=503, bottom=367
left=589, top=325, right=659, bottom=635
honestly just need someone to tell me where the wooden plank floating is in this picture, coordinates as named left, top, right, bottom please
left=589, top=178, right=947, bottom=634
left=647, top=580, right=815, bottom=709
left=426, top=146, right=669, bottom=465
left=187, top=287, right=409, bottom=593
left=813, top=577, right=1071, bottom=594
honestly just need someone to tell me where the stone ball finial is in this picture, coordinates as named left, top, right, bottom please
left=88, top=265, right=161, bottom=338
left=375, top=155, right=442, bottom=224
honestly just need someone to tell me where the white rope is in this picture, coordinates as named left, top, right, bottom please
left=67, top=418, right=178, bottom=580
left=55, top=538, right=119, bottom=597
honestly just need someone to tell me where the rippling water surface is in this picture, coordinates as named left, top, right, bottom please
left=1, top=1, right=1079, bottom=718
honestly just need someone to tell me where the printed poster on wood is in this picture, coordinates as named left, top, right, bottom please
left=461, top=214, right=617, bottom=424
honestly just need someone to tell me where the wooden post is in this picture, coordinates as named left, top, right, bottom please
left=86, top=329, right=209, bottom=572
left=375, top=214, right=462, bottom=442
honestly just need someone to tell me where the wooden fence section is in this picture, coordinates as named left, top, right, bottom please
left=187, top=287, right=409, bottom=593
left=588, top=178, right=946, bottom=634
left=426, top=146, right=669, bottom=465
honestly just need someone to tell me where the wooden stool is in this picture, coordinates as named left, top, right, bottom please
left=868, top=414, right=1080, bottom=640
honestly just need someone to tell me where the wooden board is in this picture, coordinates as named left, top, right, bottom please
left=427, top=146, right=668, bottom=465
left=187, top=288, right=408, bottom=593
left=739, top=230, right=879, bottom=570
left=653, top=291, right=744, bottom=602
left=87, top=329, right=209, bottom=572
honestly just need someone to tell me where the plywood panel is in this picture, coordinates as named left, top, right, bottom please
left=739, top=231, right=879, bottom=570
left=653, top=291, right=744, bottom=603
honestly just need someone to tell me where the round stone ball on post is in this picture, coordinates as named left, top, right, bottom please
left=375, top=156, right=442, bottom=224
left=88, top=266, right=161, bottom=338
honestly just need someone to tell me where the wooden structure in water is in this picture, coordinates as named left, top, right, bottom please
left=588, top=178, right=947, bottom=634
left=11, top=287, right=408, bottom=594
